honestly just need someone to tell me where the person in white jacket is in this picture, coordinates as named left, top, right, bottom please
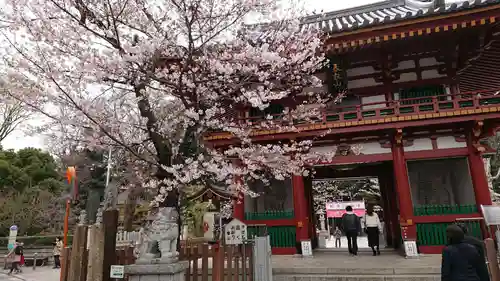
left=364, top=204, right=382, bottom=256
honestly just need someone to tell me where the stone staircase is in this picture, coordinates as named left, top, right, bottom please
left=273, top=265, right=439, bottom=281
left=271, top=252, right=440, bottom=281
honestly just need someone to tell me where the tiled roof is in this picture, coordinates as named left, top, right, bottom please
left=300, top=0, right=500, bottom=33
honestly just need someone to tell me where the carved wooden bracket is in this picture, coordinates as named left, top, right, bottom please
left=395, top=129, right=403, bottom=144
left=473, top=142, right=486, bottom=153
left=473, top=121, right=484, bottom=138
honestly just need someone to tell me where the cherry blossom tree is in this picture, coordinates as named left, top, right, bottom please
left=1, top=0, right=341, bottom=211
left=312, top=178, right=381, bottom=212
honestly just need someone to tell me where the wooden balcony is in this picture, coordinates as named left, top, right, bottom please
left=205, top=88, right=500, bottom=142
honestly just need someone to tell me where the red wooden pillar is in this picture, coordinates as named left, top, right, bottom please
left=233, top=194, right=245, bottom=221
left=233, top=176, right=245, bottom=221
left=292, top=175, right=309, bottom=246
left=391, top=131, right=417, bottom=240
left=467, top=132, right=492, bottom=207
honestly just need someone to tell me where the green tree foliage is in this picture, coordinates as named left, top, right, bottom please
left=0, top=189, right=64, bottom=236
left=0, top=147, right=66, bottom=235
left=0, top=147, right=64, bottom=193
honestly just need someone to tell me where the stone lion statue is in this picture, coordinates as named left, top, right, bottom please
left=136, top=207, right=179, bottom=264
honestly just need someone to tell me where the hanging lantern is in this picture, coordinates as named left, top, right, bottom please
left=203, top=200, right=218, bottom=242
left=66, top=166, right=78, bottom=201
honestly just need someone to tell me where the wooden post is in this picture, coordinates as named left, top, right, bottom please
left=61, top=248, right=72, bottom=281
left=102, top=210, right=119, bottom=281
left=485, top=238, right=500, bottom=281
left=68, top=225, right=88, bottom=281
left=212, top=243, right=223, bottom=281
left=87, top=225, right=105, bottom=281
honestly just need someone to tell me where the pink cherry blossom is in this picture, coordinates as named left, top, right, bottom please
left=1, top=0, right=346, bottom=205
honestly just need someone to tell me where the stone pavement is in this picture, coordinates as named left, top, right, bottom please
left=0, top=266, right=60, bottom=281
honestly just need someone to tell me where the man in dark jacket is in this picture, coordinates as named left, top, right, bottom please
left=456, top=223, right=490, bottom=281
left=441, top=225, right=490, bottom=281
left=341, top=206, right=361, bottom=256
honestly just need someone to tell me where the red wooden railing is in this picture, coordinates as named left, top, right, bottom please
left=237, top=88, right=500, bottom=127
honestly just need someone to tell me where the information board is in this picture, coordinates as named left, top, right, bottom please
left=301, top=240, right=313, bottom=257
left=481, top=205, right=500, bottom=226
left=224, top=218, right=247, bottom=245
left=110, top=265, right=125, bottom=279
left=403, top=240, right=419, bottom=258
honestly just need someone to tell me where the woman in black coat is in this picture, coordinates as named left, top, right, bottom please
left=441, top=225, right=490, bottom=281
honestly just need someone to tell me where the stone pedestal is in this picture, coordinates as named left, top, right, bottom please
left=317, top=230, right=329, bottom=249
left=125, top=261, right=189, bottom=281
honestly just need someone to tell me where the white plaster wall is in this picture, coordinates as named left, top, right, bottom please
left=347, top=66, right=376, bottom=76
left=419, top=57, right=439, bottom=67
left=436, top=136, right=467, bottom=149
left=310, top=145, right=337, bottom=155
left=361, top=95, right=386, bottom=110
left=403, top=138, right=433, bottom=152
left=393, top=72, right=418, bottom=83
left=422, top=69, right=446, bottom=80
left=310, top=143, right=391, bottom=155
left=360, top=142, right=392, bottom=154
left=394, top=60, right=416, bottom=70
left=348, top=78, right=381, bottom=89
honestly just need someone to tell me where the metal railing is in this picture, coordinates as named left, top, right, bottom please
left=234, top=88, right=500, bottom=128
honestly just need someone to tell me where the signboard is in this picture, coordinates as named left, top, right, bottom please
left=481, top=205, right=500, bottom=226
left=224, top=219, right=247, bottom=245
left=403, top=240, right=419, bottom=258
left=203, top=212, right=216, bottom=240
left=301, top=240, right=313, bottom=257
left=110, top=265, right=125, bottom=279
left=326, top=201, right=366, bottom=218
left=7, top=225, right=18, bottom=250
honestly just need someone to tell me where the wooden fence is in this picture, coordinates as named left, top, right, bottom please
left=63, top=222, right=254, bottom=281
left=61, top=247, right=135, bottom=281
left=180, top=240, right=254, bottom=281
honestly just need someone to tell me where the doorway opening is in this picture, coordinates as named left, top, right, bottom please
left=306, top=162, right=402, bottom=252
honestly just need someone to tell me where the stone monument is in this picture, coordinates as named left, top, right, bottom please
left=317, top=210, right=329, bottom=249
left=125, top=207, right=188, bottom=281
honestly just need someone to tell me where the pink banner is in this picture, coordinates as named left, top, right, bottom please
left=327, top=209, right=365, bottom=218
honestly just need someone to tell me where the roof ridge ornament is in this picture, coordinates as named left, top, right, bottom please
left=405, top=0, right=436, bottom=9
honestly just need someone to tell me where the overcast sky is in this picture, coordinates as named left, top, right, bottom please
left=1, top=0, right=383, bottom=151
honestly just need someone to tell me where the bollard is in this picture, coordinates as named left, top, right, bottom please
left=4, top=255, right=7, bottom=270
left=33, top=253, right=37, bottom=270
left=485, top=238, right=500, bottom=281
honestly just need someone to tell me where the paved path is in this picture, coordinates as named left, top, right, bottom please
left=0, top=267, right=59, bottom=281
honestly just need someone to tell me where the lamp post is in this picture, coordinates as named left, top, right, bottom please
left=64, top=166, right=77, bottom=247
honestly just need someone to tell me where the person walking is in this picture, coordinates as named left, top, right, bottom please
left=364, top=204, right=382, bottom=256
left=333, top=226, right=342, bottom=248
left=53, top=237, right=62, bottom=269
left=341, top=206, right=360, bottom=256
left=441, top=224, right=490, bottom=281
left=456, top=223, right=490, bottom=281
left=6, top=241, right=22, bottom=275
left=17, top=242, right=24, bottom=273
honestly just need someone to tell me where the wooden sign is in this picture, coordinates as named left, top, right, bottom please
left=403, top=240, right=419, bottom=258
left=110, top=265, right=125, bottom=279
left=224, top=218, right=247, bottom=245
left=301, top=240, right=313, bottom=257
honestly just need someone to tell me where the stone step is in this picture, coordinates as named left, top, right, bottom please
left=273, top=274, right=439, bottom=281
left=315, top=248, right=395, bottom=253
left=273, top=267, right=440, bottom=275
